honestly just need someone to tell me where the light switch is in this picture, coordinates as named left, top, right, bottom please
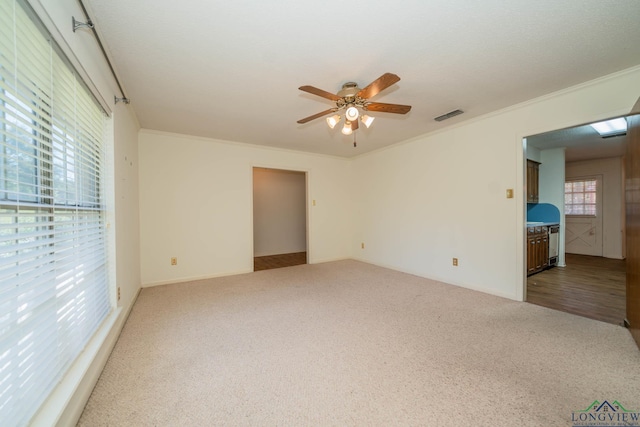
left=506, top=189, right=514, bottom=199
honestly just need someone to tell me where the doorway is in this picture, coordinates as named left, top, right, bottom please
left=564, top=175, right=603, bottom=256
left=252, top=167, right=308, bottom=271
left=524, top=118, right=628, bottom=325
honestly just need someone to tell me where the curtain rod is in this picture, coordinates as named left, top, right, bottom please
left=75, top=0, right=130, bottom=104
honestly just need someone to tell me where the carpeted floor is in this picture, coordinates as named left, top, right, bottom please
left=78, top=260, right=640, bottom=426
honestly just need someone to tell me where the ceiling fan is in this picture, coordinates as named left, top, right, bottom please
left=297, top=72, right=411, bottom=139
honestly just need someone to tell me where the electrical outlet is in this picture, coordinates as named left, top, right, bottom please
left=171, top=257, right=177, bottom=266
left=117, top=287, right=121, bottom=301
left=313, top=199, right=316, bottom=206
left=361, top=242, right=365, bottom=249
left=453, top=258, right=458, bottom=266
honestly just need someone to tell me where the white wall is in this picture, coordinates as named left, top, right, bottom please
left=253, top=168, right=307, bottom=257
left=526, top=144, right=541, bottom=162
left=352, top=66, right=640, bottom=301
left=26, top=1, right=142, bottom=426
left=566, top=157, right=624, bottom=259
left=539, top=148, right=566, bottom=266
left=138, top=130, right=352, bottom=286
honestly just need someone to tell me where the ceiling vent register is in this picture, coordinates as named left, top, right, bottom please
left=434, top=109, right=464, bottom=122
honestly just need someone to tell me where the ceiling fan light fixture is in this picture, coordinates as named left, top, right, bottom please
left=345, top=106, right=359, bottom=122
left=297, top=73, right=411, bottom=143
left=326, top=114, right=341, bottom=129
left=361, top=114, right=374, bottom=128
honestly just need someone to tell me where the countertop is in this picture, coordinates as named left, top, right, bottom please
left=526, top=221, right=560, bottom=227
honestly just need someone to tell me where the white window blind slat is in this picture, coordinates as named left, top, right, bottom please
left=0, top=273, right=56, bottom=304
left=0, top=0, right=112, bottom=425
left=0, top=79, right=17, bottom=96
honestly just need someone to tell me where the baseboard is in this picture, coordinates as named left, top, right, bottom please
left=142, top=269, right=253, bottom=287
left=351, top=256, right=519, bottom=301
left=308, top=256, right=351, bottom=265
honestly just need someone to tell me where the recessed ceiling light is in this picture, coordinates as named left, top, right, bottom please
left=590, top=117, right=627, bottom=137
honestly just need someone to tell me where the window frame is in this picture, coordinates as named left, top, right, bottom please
left=564, top=177, right=598, bottom=217
left=0, top=0, right=114, bottom=424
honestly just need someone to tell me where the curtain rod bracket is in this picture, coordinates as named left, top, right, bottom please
left=114, top=96, right=130, bottom=105
left=72, top=16, right=94, bottom=32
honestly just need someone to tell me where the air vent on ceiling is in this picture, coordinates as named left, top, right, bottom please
left=434, top=109, right=464, bottom=122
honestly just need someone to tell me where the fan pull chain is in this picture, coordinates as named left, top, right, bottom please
left=353, top=132, right=357, bottom=147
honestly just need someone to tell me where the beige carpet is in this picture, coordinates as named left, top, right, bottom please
left=78, top=260, right=640, bottom=426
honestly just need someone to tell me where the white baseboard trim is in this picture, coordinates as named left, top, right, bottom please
left=142, top=269, right=253, bottom=288
left=351, top=256, right=519, bottom=301
left=308, top=256, right=350, bottom=264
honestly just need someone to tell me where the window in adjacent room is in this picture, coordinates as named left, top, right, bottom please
left=564, top=179, right=597, bottom=216
left=0, top=0, right=113, bottom=424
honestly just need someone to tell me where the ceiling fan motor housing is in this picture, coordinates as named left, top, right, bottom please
left=338, top=82, right=360, bottom=99
left=336, top=82, right=368, bottom=111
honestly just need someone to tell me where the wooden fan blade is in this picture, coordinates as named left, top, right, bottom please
left=357, top=73, right=401, bottom=99
left=298, top=85, right=341, bottom=101
left=365, top=102, right=412, bottom=114
left=297, top=108, right=336, bottom=124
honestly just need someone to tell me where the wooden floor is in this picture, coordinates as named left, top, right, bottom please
left=526, top=253, right=626, bottom=326
left=254, top=252, right=307, bottom=271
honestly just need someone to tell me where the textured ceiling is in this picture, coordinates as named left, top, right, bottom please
left=527, top=121, right=628, bottom=162
left=84, top=0, right=640, bottom=158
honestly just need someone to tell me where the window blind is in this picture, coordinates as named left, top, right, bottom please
left=0, top=0, right=112, bottom=425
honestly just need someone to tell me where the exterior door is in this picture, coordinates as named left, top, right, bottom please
left=565, top=176, right=603, bottom=256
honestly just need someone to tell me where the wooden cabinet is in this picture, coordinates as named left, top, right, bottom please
left=527, top=226, right=549, bottom=276
left=527, top=160, right=540, bottom=203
